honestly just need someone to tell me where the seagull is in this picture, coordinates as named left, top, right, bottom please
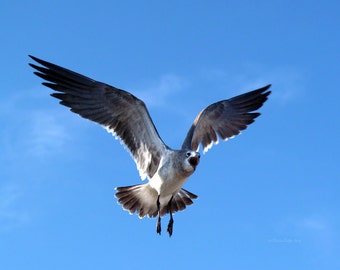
left=29, top=55, right=271, bottom=236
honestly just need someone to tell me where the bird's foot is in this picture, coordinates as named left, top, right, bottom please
left=167, top=218, right=174, bottom=237
left=156, top=217, right=161, bottom=235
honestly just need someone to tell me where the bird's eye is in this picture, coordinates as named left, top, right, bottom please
left=186, top=152, right=191, bottom=158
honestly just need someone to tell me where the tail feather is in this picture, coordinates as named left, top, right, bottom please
left=115, top=184, right=157, bottom=218
left=166, top=188, right=198, bottom=215
left=115, top=184, right=198, bottom=218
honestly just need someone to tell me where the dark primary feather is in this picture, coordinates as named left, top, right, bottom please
left=182, top=85, right=271, bottom=152
left=28, top=55, right=168, bottom=179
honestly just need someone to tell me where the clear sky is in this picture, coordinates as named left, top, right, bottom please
left=1, top=1, right=339, bottom=269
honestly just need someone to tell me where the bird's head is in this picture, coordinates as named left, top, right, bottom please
left=185, top=151, right=200, bottom=170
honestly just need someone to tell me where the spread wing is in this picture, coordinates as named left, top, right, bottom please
left=181, top=85, right=271, bottom=152
left=29, top=55, right=168, bottom=180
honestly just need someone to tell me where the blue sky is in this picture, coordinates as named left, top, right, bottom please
left=1, top=1, right=339, bottom=269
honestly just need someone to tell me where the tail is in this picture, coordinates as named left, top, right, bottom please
left=115, top=184, right=198, bottom=218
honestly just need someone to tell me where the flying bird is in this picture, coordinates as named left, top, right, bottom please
left=29, top=55, right=271, bottom=236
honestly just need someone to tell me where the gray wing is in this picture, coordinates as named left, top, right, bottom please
left=181, top=85, right=271, bottom=152
left=29, top=55, right=168, bottom=180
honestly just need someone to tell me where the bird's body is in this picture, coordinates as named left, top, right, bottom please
left=29, top=55, right=271, bottom=236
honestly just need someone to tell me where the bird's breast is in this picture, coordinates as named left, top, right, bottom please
left=148, top=159, right=191, bottom=197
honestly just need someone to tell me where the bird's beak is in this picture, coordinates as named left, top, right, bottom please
left=189, top=156, right=200, bottom=168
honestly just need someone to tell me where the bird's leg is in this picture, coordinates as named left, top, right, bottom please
left=167, top=196, right=174, bottom=237
left=156, top=195, right=161, bottom=235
